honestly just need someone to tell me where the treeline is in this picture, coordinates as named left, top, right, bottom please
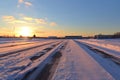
left=95, top=32, right=120, bottom=39
left=113, top=32, right=120, bottom=38
left=0, top=32, right=120, bottom=39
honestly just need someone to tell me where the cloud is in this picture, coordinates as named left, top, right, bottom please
left=2, top=15, right=47, bottom=25
left=22, top=16, right=47, bottom=24
left=2, top=15, right=57, bottom=27
left=9, top=20, right=27, bottom=24
left=50, top=22, right=57, bottom=26
left=35, top=19, right=47, bottom=24
left=2, top=16, right=15, bottom=21
left=17, top=0, right=32, bottom=8
left=23, top=17, right=33, bottom=21
left=17, top=0, right=24, bottom=8
left=24, top=2, right=32, bottom=7
left=2, top=16, right=27, bottom=24
left=18, top=0, right=24, bottom=3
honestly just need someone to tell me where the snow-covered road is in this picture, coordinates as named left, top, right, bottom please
left=52, top=40, right=115, bottom=80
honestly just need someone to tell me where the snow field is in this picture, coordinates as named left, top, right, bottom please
left=0, top=40, right=62, bottom=80
left=77, top=39, right=120, bottom=52
left=76, top=39, right=120, bottom=62
left=0, top=39, right=120, bottom=80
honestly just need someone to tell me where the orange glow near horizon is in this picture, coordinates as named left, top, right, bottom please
left=15, top=26, right=33, bottom=37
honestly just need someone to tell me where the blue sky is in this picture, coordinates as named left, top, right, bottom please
left=0, top=0, right=120, bottom=37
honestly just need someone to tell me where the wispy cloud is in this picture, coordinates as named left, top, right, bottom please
left=2, top=16, right=27, bottom=24
left=2, top=16, right=15, bottom=21
left=2, top=15, right=57, bottom=27
left=24, top=2, right=32, bottom=7
left=18, top=0, right=24, bottom=3
left=17, top=0, right=32, bottom=8
left=50, top=22, right=57, bottom=26
left=23, top=17, right=33, bottom=21
left=22, top=16, right=47, bottom=24
left=2, top=15, right=47, bottom=25
left=35, top=19, right=47, bottom=24
left=9, top=20, right=27, bottom=24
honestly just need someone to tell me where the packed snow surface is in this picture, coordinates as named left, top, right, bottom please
left=76, top=41, right=120, bottom=80
left=77, top=39, right=120, bottom=52
left=0, top=39, right=62, bottom=80
left=0, top=38, right=120, bottom=80
left=52, top=40, right=115, bottom=80
left=76, top=39, right=120, bottom=60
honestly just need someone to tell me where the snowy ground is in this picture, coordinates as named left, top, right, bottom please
left=0, top=38, right=63, bottom=80
left=77, top=39, right=120, bottom=52
left=76, top=39, right=120, bottom=62
left=0, top=38, right=120, bottom=80
left=52, top=40, right=115, bottom=80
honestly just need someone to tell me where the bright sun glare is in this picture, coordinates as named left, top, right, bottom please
left=17, top=27, right=33, bottom=37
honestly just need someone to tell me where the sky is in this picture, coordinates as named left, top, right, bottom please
left=0, top=0, right=120, bottom=37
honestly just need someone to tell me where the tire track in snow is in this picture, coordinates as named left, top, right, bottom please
left=0, top=40, right=63, bottom=80
left=0, top=41, right=58, bottom=58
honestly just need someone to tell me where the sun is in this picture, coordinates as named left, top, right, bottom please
left=17, top=26, right=33, bottom=37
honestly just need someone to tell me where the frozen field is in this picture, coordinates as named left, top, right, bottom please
left=77, top=39, right=120, bottom=52
left=0, top=38, right=120, bottom=80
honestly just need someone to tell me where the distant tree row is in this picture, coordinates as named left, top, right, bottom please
left=0, top=32, right=120, bottom=39
left=113, top=32, right=120, bottom=38
left=95, top=32, right=120, bottom=39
